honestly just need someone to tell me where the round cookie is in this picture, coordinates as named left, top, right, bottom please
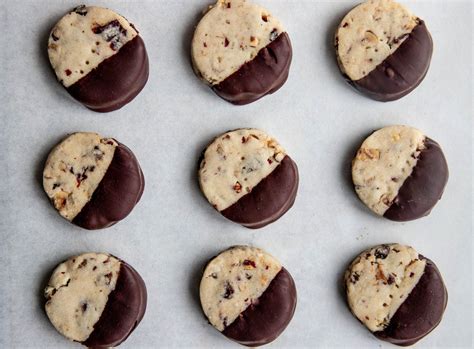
left=48, top=5, right=149, bottom=112
left=200, top=246, right=297, bottom=346
left=345, top=244, right=447, bottom=346
left=198, top=128, right=299, bottom=228
left=191, top=0, right=292, bottom=105
left=43, top=132, right=145, bottom=230
left=335, top=0, right=433, bottom=101
left=44, top=253, right=147, bottom=348
left=352, top=125, right=448, bottom=221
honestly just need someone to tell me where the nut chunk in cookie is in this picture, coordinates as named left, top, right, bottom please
left=198, top=128, right=299, bottom=228
left=44, top=253, right=147, bottom=347
left=200, top=246, right=297, bottom=346
left=191, top=0, right=292, bottom=105
left=344, top=244, right=447, bottom=346
left=48, top=5, right=149, bottom=112
left=335, top=0, right=433, bottom=101
left=43, top=132, right=145, bottom=229
left=352, top=125, right=448, bottom=221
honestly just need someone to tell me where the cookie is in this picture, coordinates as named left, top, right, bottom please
left=335, top=0, right=433, bottom=101
left=345, top=244, right=447, bottom=346
left=200, top=246, right=297, bottom=346
left=48, top=5, right=149, bottom=112
left=43, top=132, right=144, bottom=229
left=191, top=0, right=292, bottom=105
left=44, top=253, right=147, bottom=348
left=352, top=125, right=448, bottom=221
left=198, top=129, right=298, bottom=228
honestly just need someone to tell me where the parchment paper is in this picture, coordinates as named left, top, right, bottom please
left=0, top=0, right=472, bottom=348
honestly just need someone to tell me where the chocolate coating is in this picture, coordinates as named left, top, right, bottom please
left=384, top=138, right=448, bottom=221
left=222, top=268, right=297, bottom=346
left=220, top=156, right=298, bottom=229
left=67, top=36, right=149, bottom=112
left=72, top=142, right=144, bottom=229
left=82, top=260, right=147, bottom=348
left=213, top=33, right=292, bottom=105
left=351, top=21, right=433, bottom=102
left=374, top=257, right=447, bottom=346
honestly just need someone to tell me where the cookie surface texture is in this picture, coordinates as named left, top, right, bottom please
left=191, top=0, right=292, bottom=104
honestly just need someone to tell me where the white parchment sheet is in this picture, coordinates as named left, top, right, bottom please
left=0, top=0, right=472, bottom=348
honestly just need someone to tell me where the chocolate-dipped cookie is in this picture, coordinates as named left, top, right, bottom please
left=335, top=0, right=433, bottom=101
left=45, top=253, right=147, bottom=348
left=200, top=246, right=297, bottom=346
left=43, top=132, right=145, bottom=229
left=198, top=129, right=298, bottom=228
left=352, top=125, right=448, bottom=221
left=191, top=0, right=292, bottom=105
left=345, top=244, right=447, bottom=346
left=48, top=5, right=149, bottom=112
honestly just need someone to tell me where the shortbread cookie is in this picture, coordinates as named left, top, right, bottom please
left=198, top=129, right=298, bottom=228
left=45, top=253, right=147, bottom=347
left=43, top=132, right=144, bottom=229
left=191, top=0, right=292, bottom=105
left=352, top=125, right=448, bottom=221
left=335, top=0, right=433, bottom=101
left=345, top=244, right=447, bottom=346
left=200, top=246, right=297, bottom=346
left=48, top=5, right=149, bottom=112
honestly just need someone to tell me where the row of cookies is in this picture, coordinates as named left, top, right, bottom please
left=44, top=243, right=447, bottom=347
left=48, top=0, right=433, bottom=111
left=43, top=125, right=448, bottom=230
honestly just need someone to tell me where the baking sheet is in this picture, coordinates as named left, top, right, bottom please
left=0, top=0, right=472, bottom=348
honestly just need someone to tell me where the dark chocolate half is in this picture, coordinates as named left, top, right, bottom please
left=72, top=141, right=145, bottom=230
left=222, top=267, right=297, bottom=347
left=67, top=36, right=149, bottom=112
left=220, top=156, right=299, bottom=229
left=350, top=21, right=433, bottom=102
left=82, top=260, right=147, bottom=348
left=374, top=257, right=447, bottom=346
left=212, top=32, right=292, bottom=105
left=384, top=137, right=448, bottom=221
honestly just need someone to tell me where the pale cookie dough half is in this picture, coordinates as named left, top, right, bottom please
left=199, top=128, right=286, bottom=211
left=45, top=253, right=121, bottom=342
left=345, top=244, right=425, bottom=332
left=199, top=128, right=299, bottom=228
left=352, top=125, right=448, bottom=221
left=335, top=0, right=433, bottom=101
left=200, top=246, right=282, bottom=331
left=191, top=0, right=292, bottom=105
left=200, top=246, right=297, bottom=346
left=336, top=0, right=418, bottom=81
left=43, top=132, right=117, bottom=221
left=48, top=5, right=138, bottom=87
left=44, top=253, right=147, bottom=347
left=345, top=244, right=448, bottom=346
